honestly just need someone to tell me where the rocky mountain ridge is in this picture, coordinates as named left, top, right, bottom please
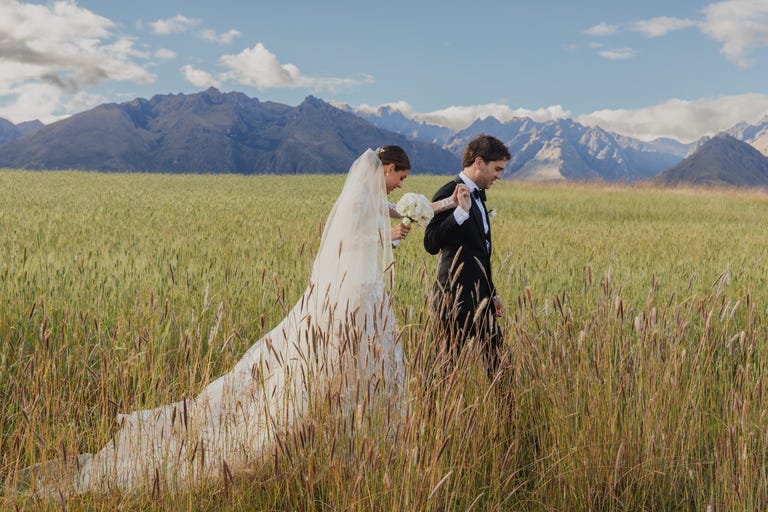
left=0, top=88, right=458, bottom=174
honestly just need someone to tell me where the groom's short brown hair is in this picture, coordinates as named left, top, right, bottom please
left=462, top=134, right=511, bottom=168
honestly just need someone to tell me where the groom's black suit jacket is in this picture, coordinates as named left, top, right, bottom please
left=424, top=176, right=499, bottom=349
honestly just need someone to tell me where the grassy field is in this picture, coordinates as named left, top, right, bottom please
left=2, top=170, right=768, bottom=510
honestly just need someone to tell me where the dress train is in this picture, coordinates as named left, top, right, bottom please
left=27, top=149, right=403, bottom=494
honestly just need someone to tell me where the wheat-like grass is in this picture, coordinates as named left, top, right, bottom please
left=2, top=171, right=768, bottom=510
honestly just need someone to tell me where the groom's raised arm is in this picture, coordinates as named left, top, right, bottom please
left=424, top=182, right=461, bottom=255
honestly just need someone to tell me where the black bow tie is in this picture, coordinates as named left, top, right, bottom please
left=472, top=188, right=486, bottom=201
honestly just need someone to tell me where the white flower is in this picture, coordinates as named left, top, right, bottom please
left=488, top=208, right=497, bottom=220
left=396, top=193, right=434, bottom=227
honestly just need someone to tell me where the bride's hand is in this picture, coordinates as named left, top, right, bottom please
left=391, top=223, right=411, bottom=241
left=449, top=184, right=463, bottom=208
left=455, top=184, right=472, bottom=211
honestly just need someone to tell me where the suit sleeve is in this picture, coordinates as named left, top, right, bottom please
left=423, top=182, right=461, bottom=255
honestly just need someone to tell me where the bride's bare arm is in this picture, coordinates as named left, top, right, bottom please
left=389, top=184, right=465, bottom=219
left=431, top=184, right=465, bottom=213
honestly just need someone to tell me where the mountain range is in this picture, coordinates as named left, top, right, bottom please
left=356, top=107, right=691, bottom=181
left=1, top=88, right=768, bottom=187
left=0, top=89, right=458, bottom=174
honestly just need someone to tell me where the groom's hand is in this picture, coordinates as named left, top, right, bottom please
left=493, top=295, right=504, bottom=317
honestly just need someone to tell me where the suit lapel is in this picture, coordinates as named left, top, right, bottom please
left=476, top=199, right=492, bottom=255
left=471, top=200, right=486, bottom=242
left=485, top=203, right=492, bottom=255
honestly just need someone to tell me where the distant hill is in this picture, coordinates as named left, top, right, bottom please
left=654, top=134, right=768, bottom=187
left=15, top=120, right=44, bottom=137
left=0, top=88, right=459, bottom=174
left=0, top=117, right=42, bottom=145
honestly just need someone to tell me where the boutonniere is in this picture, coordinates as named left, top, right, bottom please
left=488, top=208, right=497, bottom=221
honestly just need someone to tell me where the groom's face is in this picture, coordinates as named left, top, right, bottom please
left=475, top=158, right=507, bottom=189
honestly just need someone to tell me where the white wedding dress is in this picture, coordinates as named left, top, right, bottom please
left=38, top=150, right=404, bottom=494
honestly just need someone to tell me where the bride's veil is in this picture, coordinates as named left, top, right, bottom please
left=41, top=149, right=403, bottom=494
left=311, top=148, right=394, bottom=300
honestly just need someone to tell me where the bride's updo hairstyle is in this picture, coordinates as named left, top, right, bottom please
left=376, top=145, right=411, bottom=171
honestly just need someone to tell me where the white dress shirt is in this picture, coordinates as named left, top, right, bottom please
left=454, top=172, right=489, bottom=235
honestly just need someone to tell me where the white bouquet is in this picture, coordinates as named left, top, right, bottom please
left=396, top=193, right=434, bottom=227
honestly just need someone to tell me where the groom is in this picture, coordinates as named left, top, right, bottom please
left=424, top=134, right=510, bottom=375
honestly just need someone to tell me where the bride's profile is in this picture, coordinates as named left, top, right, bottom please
left=25, top=146, right=431, bottom=495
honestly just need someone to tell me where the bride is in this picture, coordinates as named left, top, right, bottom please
left=28, top=147, right=458, bottom=495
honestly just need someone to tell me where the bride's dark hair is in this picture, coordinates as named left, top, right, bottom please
left=376, top=145, right=411, bottom=171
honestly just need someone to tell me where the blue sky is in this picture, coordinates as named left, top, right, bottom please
left=1, top=0, right=767, bottom=142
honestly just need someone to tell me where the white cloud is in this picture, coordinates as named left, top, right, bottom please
left=0, top=0, right=155, bottom=122
left=583, top=5, right=768, bottom=66
left=219, top=44, right=301, bottom=88
left=149, top=14, right=197, bottom=35
left=219, top=43, right=373, bottom=91
left=154, top=48, right=176, bottom=60
left=181, top=65, right=221, bottom=88
left=598, top=48, right=637, bottom=60
left=0, top=1, right=111, bottom=41
left=354, top=101, right=414, bottom=116
left=0, top=81, right=106, bottom=124
left=576, top=93, right=768, bottom=142
left=700, top=0, right=768, bottom=67
left=150, top=14, right=240, bottom=45
left=200, top=28, right=242, bottom=45
left=0, top=83, right=64, bottom=123
left=584, top=22, right=619, bottom=36
left=631, top=16, right=698, bottom=37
